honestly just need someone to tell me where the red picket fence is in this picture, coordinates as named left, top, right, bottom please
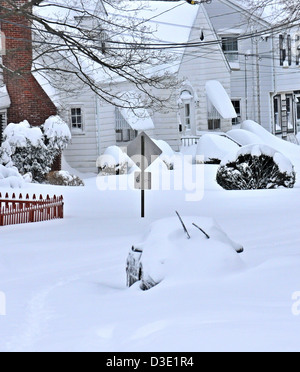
left=0, top=193, right=64, bottom=227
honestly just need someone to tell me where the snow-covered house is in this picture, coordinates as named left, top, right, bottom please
left=58, top=1, right=237, bottom=173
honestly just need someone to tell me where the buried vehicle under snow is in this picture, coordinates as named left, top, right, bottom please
left=126, top=213, right=244, bottom=290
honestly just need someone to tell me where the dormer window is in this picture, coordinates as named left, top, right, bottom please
left=222, top=37, right=239, bottom=63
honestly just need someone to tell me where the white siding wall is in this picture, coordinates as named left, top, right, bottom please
left=204, top=0, right=274, bottom=132
left=60, top=89, right=98, bottom=173
left=273, top=28, right=300, bottom=93
left=178, top=4, right=232, bottom=134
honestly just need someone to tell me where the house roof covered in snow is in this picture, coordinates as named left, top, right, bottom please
left=34, top=0, right=200, bottom=83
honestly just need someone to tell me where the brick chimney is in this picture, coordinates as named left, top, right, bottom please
left=0, top=0, right=57, bottom=126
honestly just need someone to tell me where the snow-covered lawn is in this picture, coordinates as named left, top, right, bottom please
left=1, top=164, right=300, bottom=352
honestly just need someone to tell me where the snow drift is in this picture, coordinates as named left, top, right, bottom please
left=196, top=134, right=240, bottom=164
left=0, top=164, right=24, bottom=188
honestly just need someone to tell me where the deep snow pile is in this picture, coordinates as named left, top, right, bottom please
left=0, top=164, right=24, bottom=188
left=217, top=144, right=296, bottom=190
left=241, top=121, right=300, bottom=167
left=227, top=129, right=265, bottom=146
left=196, top=134, right=240, bottom=164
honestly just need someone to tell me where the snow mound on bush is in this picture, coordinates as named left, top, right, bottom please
left=217, top=144, right=296, bottom=190
left=43, top=116, right=71, bottom=151
left=223, top=144, right=294, bottom=174
left=227, top=129, right=264, bottom=146
left=4, top=120, right=44, bottom=149
left=196, top=134, right=240, bottom=164
left=0, top=165, right=24, bottom=188
left=47, top=171, right=84, bottom=186
left=97, top=146, right=135, bottom=175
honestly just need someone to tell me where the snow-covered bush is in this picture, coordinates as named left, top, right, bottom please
left=152, top=139, right=175, bottom=170
left=217, top=145, right=296, bottom=190
left=0, top=141, right=13, bottom=167
left=96, top=146, right=134, bottom=176
left=0, top=164, right=24, bottom=188
left=46, top=171, right=84, bottom=186
left=42, top=116, right=71, bottom=155
left=0, top=117, right=71, bottom=183
left=196, top=134, right=240, bottom=164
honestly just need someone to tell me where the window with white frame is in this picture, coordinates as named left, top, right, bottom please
left=115, top=108, right=138, bottom=143
left=231, top=100, right=242, bottom=125
left=274, top=95, right=282, bottom=133
left=180, top=90, right=194, bottom=132
left=296, top=34, right=300, bottom=66
left=279, top=34, right=293, bottom=66
left=207, top=101, right=221, bottom=131
left=286, top=94, right=295, bottom=133
left=70, top=107, right=84, bottom=132
left=184, top=103, right=191, bottom=131
left=222, top=37, right=239, bottom=63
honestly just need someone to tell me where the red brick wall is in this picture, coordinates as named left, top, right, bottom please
left=0, top=0, right=57, bottom=126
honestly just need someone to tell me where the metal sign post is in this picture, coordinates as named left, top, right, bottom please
left=127, top=132, right=162, bottom=218
left=141, top=134, right=145, bottom=218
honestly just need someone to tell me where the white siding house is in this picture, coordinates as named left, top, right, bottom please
left=271, top=29, right=300, bottom=139
left=60, top=1, right=237, bottom=173
left=204, top=0, right=275, bottom=133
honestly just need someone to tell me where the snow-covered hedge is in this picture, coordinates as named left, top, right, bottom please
left=196, top=134, right=240, bottom=164
left=0, top=164, right=24, bottom=188
left=96, top=146, right=135, bottom=176
left=46, top=171, right=84, bottom=186
left=217, top=144, right=296, bottom=190
left=0, top=117, right=71, bottom=183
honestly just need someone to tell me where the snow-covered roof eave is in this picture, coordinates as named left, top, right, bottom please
left=0, top=85, right=11, bottom=110
left=206, top=80, right=237, bottom=119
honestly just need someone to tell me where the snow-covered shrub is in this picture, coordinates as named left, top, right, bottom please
left=217, top=145, right=296, bottom=190
left=0, top=141, right=13, bottom=167
left=0, top=117, right=71, bottom=183
left=46, top=171, right=84, bottom=186
left=2, top=121, right=50, bottom=182
left=152, top=139, right=175, bottom=170
left=42, top=116, right=71, bottom=155
left=196, top=134, right=240, bottom=164
left=96, top=146, right=134, bottom=176
left=0, top=164, right=24, bottom=188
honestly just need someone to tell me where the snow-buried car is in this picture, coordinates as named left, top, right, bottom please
left=126, top=214, right=244, bottom=290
